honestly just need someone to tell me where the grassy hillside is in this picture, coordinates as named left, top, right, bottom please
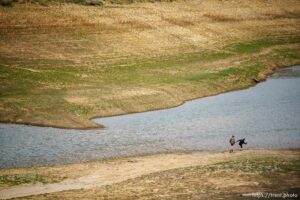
left=0, top=0, right=300, bottom=128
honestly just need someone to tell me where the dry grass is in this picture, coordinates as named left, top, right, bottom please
left=0, top=150, right=298, bottom=199
left=0, top=0, right=300, bottom=128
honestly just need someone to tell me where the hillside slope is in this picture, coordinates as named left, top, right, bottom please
left=0, top=0, right=300, bottom=128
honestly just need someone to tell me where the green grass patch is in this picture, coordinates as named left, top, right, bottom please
left=65, top=103, right=91, bottom=116
left=0, top=65, right=80, bottom=97
left=274, top=48, right=300, bottom=60
left=227, top=40, right=279, bottom=54
left=225, top=37, right=300, bottom=54
left=88, top=50, right=233, bottom=85
left=109, top=50, right=232, bottom=72
left=201, top=156, right=300, bottom=177
left=185, top=64, right=262, bottom=83
left=278, top=159, right=300, bottom=173
left=0, top=174, right=65, bottom=185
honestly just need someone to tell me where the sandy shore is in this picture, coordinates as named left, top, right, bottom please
left=0, top=149, right=299, bottom=199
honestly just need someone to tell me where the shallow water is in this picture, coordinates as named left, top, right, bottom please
left=0, top=66, right=300, bottom=168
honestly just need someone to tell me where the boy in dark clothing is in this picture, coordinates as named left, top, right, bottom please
left=236, top=138, right=247, bottom=148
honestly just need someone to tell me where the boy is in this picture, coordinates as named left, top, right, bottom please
left=236, top=138, right=247, bottom=148
left=229, top=135, right=235, bottom=153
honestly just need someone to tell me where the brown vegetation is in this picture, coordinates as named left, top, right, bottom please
left=0, top=0, right=300, bottom=128
left=0, top=150, right=299, bottom=199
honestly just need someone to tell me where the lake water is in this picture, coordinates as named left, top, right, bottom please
left=0, top=66, right=300, bottom=168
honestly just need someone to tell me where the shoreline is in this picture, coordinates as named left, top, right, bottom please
left=1, top=63, right=298, bottom=130
left=1, top=147, right=300, bottom=170
left=0, top=149, right=299, bottom=199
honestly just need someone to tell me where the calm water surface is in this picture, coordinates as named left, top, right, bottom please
left=1, top=66, right=300, bottom=168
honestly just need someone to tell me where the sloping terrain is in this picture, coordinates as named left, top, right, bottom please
left=1, top=0, right=300, bottom=128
